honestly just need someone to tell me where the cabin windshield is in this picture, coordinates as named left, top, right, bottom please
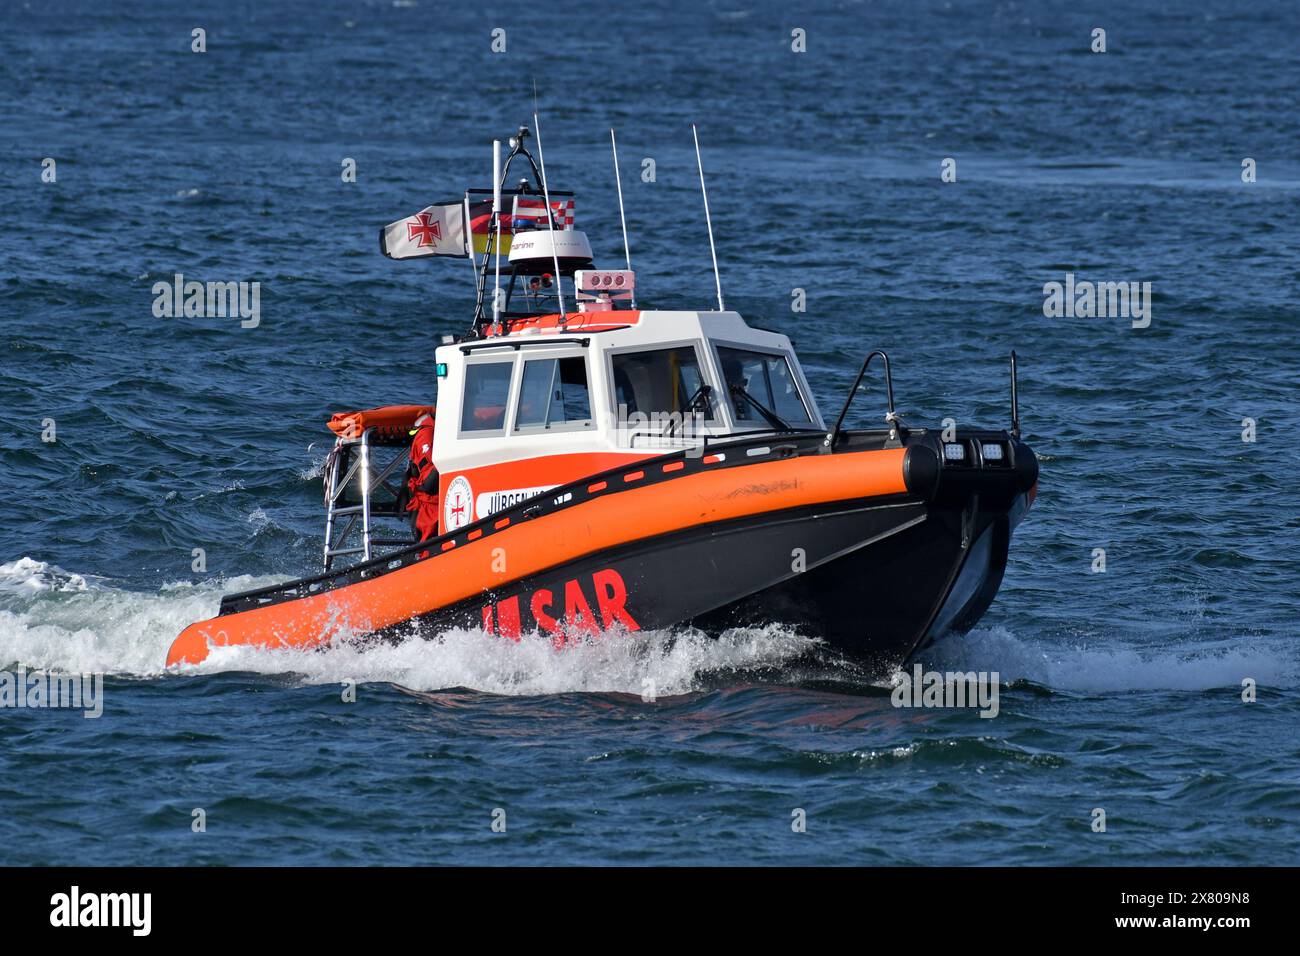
left=611, top=345, right=714, bottom=420
left=716, top=346, right=812, bottom=426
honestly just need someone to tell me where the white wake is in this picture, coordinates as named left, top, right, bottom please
left=0, top=557, right=815, bottom=694
left=920, top=624, right=1299, bottom=692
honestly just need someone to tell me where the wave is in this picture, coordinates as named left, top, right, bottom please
left=6, top=557, right=1292, bottom=697
left=0, top=557, right=287, bottom=678
left=0, top=557, right=94, bottom=594
left=195, top=624, right=817, bottom=697
left=0, top=557, right=816, bottom=693
left=920, top=624, right=1299, bottom=692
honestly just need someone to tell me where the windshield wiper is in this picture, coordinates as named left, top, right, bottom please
left=729, top=384, right=791, bottom=431
left=667, top=384, right=713, bottom=437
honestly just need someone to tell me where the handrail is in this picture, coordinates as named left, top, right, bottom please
left=459, top=336, right=591, bottom=355
left=822, top=349, right=902, bottom=452
left=322, top=426, right=414, bottom=570
left=1010, top=349, right=1020, bottom=440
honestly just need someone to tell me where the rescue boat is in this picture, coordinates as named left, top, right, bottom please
left=167, top=124, right=1038, bottom=673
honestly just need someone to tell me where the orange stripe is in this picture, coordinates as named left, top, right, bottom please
left=166, top=447, right=907, bottom=665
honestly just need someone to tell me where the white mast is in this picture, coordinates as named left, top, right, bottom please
left=692, top=123, right=725, bottom=312
left=531, top=110, right=568, bottom=322
left=492, top=139, right=502, bottom=331
left=610, top=127, right=636, bottom=309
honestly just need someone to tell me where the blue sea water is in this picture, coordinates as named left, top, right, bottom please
left=1, top=0, right=1298, bottom=865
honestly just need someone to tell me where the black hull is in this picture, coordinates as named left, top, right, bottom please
left=389, top=431, right=1036, bottom=674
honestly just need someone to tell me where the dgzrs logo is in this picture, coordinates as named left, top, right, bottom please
left=444, top=475, right=474, bottom=531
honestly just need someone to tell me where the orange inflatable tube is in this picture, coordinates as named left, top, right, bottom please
left=166, top=447, right=908, bottom=666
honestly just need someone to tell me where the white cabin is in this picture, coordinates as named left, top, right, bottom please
left=429, top=307, right=824, bottom=533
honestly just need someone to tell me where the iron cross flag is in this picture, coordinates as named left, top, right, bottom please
left=379, top=201, right=469, bottom=259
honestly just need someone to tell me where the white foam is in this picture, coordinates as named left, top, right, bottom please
left=922, top=625, right=1299, bottom=692
left=0, top=556, right=816, bottom=691
left=298, top=450, right=327, bottom=481
left=13, top=556, right=1283, bottom=696
left=0, top=557, right=92, bottom=594
left=0, top=557, right=286, bottom=677
left=192, top=624, right=817, bottom=696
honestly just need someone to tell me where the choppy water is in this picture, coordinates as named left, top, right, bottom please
left=1, top=0, right=1297, bottom=865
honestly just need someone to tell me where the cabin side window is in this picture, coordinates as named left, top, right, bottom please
left=610, top=346, right=712, bottom=420
left=461, top=360, right=514, bottom=433
left=514, top=355, right=592, bottom=430
left=716, top=347, right=812, bottom=426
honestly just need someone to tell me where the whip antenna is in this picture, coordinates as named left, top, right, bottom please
left=531, top=109, right=568, bottom=321
left=691, top=123, right=724, bottom=312
left=492, top=138, right=502, bottom=332
left=610, top=127, right=636, bottom=308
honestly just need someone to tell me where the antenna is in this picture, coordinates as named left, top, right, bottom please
left=691, top=123, right=724, bottom=312
left=1010, top=350, right=1021, bottom=440
left=609, top=128, right=636, bottom=308
left=492, top=139, right=503, bottom=332
left=531, top=109, right=568, bottom=320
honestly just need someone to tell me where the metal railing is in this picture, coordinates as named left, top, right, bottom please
left=823, top=349, right=902, bottom=452
left=1009, top=349, right=1021, bottom=440
left=322, top=428, right=412, bottom=570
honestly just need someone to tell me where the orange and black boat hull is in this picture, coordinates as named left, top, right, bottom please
left=166, top=429, right=1037, bottom=673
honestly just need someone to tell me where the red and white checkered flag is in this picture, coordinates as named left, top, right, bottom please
left=550, top=199, right=575, bottom=228
left=515, top=196, right=575, bottom=230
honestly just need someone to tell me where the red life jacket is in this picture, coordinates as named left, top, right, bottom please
left=407, top=419, right=439, bottom=540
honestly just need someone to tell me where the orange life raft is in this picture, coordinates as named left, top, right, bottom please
left=325, top=404, right=433, bottom=442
